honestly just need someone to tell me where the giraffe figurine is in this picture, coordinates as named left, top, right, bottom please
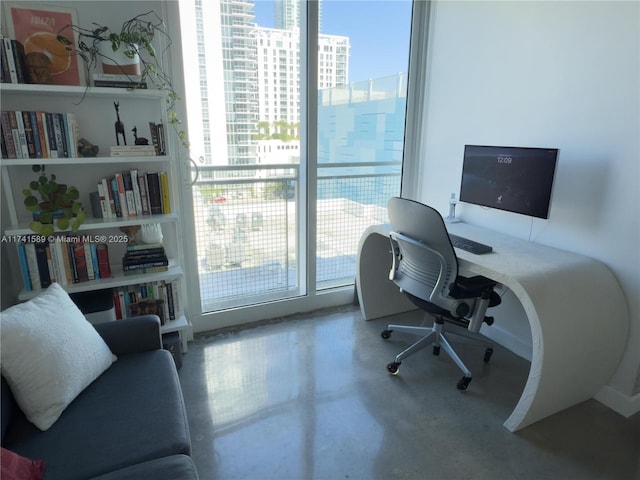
left=114, top=102, right=126, bottom=145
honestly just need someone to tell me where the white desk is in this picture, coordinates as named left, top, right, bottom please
left=356, top=222, right=629, bottom=432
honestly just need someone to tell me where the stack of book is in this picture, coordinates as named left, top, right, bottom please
left=1, top=37, right=27, bottom=84
left=110, top=145, right=156, bottom=157
left=122, top=242, right=169, bottom=276
left=113, top=279, right=181, bottom=324
left=96, top=170, right=171, bottom=218
left=1, top=110, right=79, bottom=159
left=18, top=239, right=112, bottom=292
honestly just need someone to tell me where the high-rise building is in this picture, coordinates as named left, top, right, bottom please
left=275, top=0, right=322, bottom=31
left=255, top=27, right=349, bottom=140
left=189, top=0, right=347, bottom=166
left=219, top=0, right=258, bottom=165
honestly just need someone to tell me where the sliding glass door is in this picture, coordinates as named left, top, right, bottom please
left=177, top=0, right=413, bottom=328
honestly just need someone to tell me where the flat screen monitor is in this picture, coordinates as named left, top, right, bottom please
left=459, top=145, right=558, bottom=219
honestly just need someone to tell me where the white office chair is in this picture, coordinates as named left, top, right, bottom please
left=381, top=197, right=502, bottom=390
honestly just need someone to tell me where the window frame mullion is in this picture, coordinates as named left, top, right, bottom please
left=302, top=0, right=319, bottom=296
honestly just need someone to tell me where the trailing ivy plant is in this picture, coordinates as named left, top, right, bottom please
left=57, top=11, right=189, bottom=149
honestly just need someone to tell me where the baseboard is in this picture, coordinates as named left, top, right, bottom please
left=594, top=385, right=640, bottom=418
left=480, top=323, right=532, bottom=361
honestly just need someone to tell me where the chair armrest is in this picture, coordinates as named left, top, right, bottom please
left=94, top=315, right=162, bottom=356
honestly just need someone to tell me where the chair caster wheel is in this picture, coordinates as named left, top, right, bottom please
left=484, top=347, right=494, bottom=363
left=457, top=376, right=472, bottom=390
left=387, top=362, right=401, bottom=375
left=381, top=330, right=392, bottom=340
left=432, top=345, right=440, bottom=356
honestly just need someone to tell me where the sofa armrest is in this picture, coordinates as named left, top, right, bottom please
left=94, top=316, right=162, bottom=355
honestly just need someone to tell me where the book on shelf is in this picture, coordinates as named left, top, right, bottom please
left=160, top=171, right=171, bottom=214
left=130, top=169, right=143, bottom=215
left=92, top=73, right=148, bottom=89
left=1, top=38, right=27, bottom=84
left=148, top=122, right=166, bottom=155
left=20, top=111, right=36, bottom=158
left=17, top=243, right=32, bottom=291
left=32, top=111, right=48, bottom=159
left=13, top=110, right=29, bottom=158
left=1, top=111, right=17, bottom=158
left=137, top=172, right=151, bottom=215
left=0, top=130, right=6, bottom=160
left=91, top=191, right=105, bottom=219
left=17, top=239, right=110, bottom=292
left=110, top=145, right=156, bottom=157
left=123, top=265, right=169, bottom=276
left=122, top=243, right=169, bottom=275
left=98, top=170, right=169, bottom=218
left=121, top=171, right=137, bottom=217
left=127, top=242, right=164, bottom=252
left=114, top=172, right=129, bottom=218
left=146, top=172, right=163, bottom=215
left=96, top=243, right=112, bottom=279
left=0, top=110, right=78, bottom=159
left=109, top=176, right=123, bottom=217
left=0, top=39, right=10, bottom=83
left=123, top=244, right=167, bottom=263
left=113, top=279, right=181, bottom=322
left=72, top=239, right=90, bottom=283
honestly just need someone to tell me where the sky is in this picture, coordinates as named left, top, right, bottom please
left=252, top=0, right=413, bottom=82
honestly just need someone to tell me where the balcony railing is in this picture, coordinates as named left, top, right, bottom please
left=191, top=162, right=401, bottom=312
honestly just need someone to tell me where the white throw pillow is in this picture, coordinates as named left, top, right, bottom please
left=0, top=283, right=117, bottom=431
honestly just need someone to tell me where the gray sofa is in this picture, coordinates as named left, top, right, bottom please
left=1, top=316, right=198, bottom=479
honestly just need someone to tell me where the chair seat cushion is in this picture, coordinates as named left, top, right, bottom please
left=450, top=275, right=502, bottom=307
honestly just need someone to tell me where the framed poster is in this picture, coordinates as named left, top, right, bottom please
left=4, top=3, right=84, bottom=86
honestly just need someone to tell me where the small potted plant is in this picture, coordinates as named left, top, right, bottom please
left=57, top=11, right=188, bottom=149
left=23, top=165, right=86, bottom=236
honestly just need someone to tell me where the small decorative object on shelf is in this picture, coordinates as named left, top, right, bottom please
left=113, top=101, right=126, bottom=146
left=23, top=164, right=85, bottom=236
left=140, top=223, right=163, bottom=244
left=77, top=137, right=99, bottom=157
left=119, top=225, right=141, bottom=243
left=132, top=126, right=149, bottom=145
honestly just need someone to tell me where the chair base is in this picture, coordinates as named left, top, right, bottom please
left=381, top=317, right=493, bottom=390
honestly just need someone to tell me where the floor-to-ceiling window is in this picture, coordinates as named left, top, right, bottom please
left=178, top=0, right=413, bottom=329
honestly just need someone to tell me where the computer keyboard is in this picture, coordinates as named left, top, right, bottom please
left=449, top=234, right=493, bottom=255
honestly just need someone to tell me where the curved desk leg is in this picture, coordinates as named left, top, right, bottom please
left=501, top=261, right=628, bottom=432
left=356, top=225, right=416, bottom=321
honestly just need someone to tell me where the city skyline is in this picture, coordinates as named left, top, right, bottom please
left=254, top=0, right=412, bottom=83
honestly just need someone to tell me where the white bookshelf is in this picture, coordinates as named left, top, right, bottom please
left=1, top=83, right=192, bottom=348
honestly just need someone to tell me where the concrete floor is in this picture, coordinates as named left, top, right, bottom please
left=178, top=306, right=640, bottom=480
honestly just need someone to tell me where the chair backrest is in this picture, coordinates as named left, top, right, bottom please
left=387, top=197, right=463, bottom=316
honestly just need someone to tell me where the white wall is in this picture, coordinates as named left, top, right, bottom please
left=418, top=0, right=640, bottom=407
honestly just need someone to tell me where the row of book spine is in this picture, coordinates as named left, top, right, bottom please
left=18, top=239, right=112, bottom=292
left=1, top=37, right=27, bottom=84
left=1, top=110, right=79, bottom=159
left=113, top=279, right=181, bottom=324
left=95, top=170, right=171, bottom=219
